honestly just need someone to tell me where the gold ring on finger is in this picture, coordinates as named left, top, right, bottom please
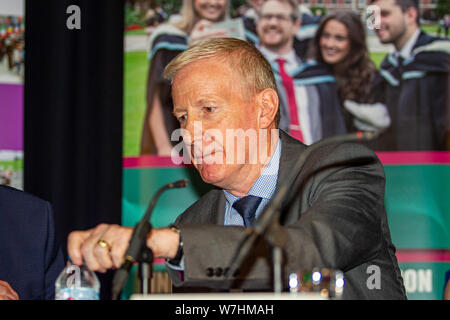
left=97, top=239, right=112, bottom=252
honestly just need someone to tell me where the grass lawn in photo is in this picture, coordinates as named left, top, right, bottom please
left=124, top=51, right=148, bottom=157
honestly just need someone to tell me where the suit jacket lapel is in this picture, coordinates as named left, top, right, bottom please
left=276, top=130, right=306, bottom=189
left=276, top=130, right=307, bottom=215
left=211, top=190, right=226, bottom=225
left=199, top=131, right=305, bottom=226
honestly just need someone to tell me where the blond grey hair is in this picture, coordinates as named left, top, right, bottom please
left=163, top=38, right=280, bottom=125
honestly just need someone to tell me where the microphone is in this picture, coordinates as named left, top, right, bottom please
left=112, top=179, right=189, bottom=300
left=225, top=129, right=384, bottom=289
left=169, top=179, right=189, bottom=188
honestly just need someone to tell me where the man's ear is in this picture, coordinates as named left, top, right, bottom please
left=406, top=6, right=418, bottom=26
left=296, top=17, right=302, bottom=29
left=256, top=88, right=279, bottom=129
left=293, top=18, right=301, bottom=35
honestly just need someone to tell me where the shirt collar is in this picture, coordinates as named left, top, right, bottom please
left=223, top=138, right=282, bottom=205
left=398, top=29, right=420, bottom=60
left=258, top=46, right=299, bottom=70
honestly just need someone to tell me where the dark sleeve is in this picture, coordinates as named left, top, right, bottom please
left=146, top=49, right=175, bottom=107
left=370, top=71, right=386, bottom=104
left=174, top=143, right=384, bottom=290
left=43, top=201, right=64, bottom=300
left=430, top=71, right=450, bottom=150
left=141, top=47, right=183, bottom=154
left=242, top=16, right=258, bottom=45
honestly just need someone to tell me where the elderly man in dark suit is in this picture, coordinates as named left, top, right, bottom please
left=68, top=38, right=406, bottom=299
left=0, top=185, right=64, bottom=300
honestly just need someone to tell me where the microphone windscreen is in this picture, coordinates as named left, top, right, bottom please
left=172, top=179, right=189, bottom=189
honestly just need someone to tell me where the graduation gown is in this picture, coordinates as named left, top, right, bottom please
left=376, top=31, right=450, bottom=151
left=140, top=24, right=188, bottom=154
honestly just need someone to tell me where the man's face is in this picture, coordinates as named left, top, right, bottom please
left=256, top=0, right=299, bottom=51
left=373, top=0, right=407, bottom=44
left=172, top=59, right=261, bottom=189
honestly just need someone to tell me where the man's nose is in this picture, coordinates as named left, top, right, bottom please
left=267, top=16, right=279, bottom=25
left=184, top=116, right=202, bottom=145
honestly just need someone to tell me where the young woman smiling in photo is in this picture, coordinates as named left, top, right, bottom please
left=141, top=0, right=230, bottom=156
left=309, top=11, right=391, bottom=133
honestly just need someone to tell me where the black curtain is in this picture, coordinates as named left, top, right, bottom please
left=24, top=0, right=124, bottom=299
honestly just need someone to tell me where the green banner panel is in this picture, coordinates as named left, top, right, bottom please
left=399, top=262, right=450, bottom=300
left=122, top=163, right=450, bottom=299
left=385, top=165, right=450, bottom=249
left=122, top=167, right=212, bottom=228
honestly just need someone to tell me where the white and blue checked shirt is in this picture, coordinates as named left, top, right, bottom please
left=223, top=139, right=281, bottom=226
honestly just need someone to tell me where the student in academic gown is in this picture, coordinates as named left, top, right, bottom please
left=140, top=0, right=230, bottom=155
left=256, top=0, right=346, bottom=145
left=372, top=0, right=450, bottom=151
left=308, top=11, right=391, bottom=135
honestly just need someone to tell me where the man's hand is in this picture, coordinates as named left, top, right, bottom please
left=343, top=100, right=391, bottom=131
left=67, top=224, right=180, bottom=272
left=0, top=281, right=19, bottom=300
left=68, top=224, right=133, bottom=273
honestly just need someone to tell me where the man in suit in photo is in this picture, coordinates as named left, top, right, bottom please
left=68, top=38, right=406, bottom=299
left=243, top=0, right=318, bottom=60
left=255, top=0, right=346, bottom=145
left=0, top=185, right=64, bottom=300
left=371, top=0, right=449, bottom=151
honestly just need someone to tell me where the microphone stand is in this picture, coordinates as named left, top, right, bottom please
left=137, top=247, right=154, bottom=295
left=225, top=131, right=382, bottom=293
left=127, top=185, right=167, bottom=296
left=112, top=179, right=189, bottom=300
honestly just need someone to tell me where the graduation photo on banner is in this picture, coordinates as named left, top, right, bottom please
left=122, top=0, right=450, bottom=299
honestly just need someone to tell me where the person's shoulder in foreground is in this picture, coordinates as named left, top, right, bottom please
left=0, top=185, right=64, bottom=300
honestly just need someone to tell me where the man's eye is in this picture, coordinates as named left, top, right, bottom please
left=204, top=106, right=215, bottom=113
left=178, top=114, right=187, bottom=122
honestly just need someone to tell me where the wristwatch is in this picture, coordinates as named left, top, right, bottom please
left=167, top=225, right=183, bottom=266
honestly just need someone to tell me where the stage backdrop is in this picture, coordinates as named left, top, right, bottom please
left=0, top=1, right=25, bottom=189
left=122, top=2, right=449, bottom=300
left=24, top=0, right=124, bottom=300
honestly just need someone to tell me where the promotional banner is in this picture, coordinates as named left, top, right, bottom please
left=122, top=1, right=449, bottom=299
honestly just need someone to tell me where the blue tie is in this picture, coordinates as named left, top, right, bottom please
left=232, top=195, right=263, bottom=227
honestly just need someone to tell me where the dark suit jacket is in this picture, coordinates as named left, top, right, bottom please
left=168, top=131, right=406, bottom=299
left=0, top=186, right=64, bottom=299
